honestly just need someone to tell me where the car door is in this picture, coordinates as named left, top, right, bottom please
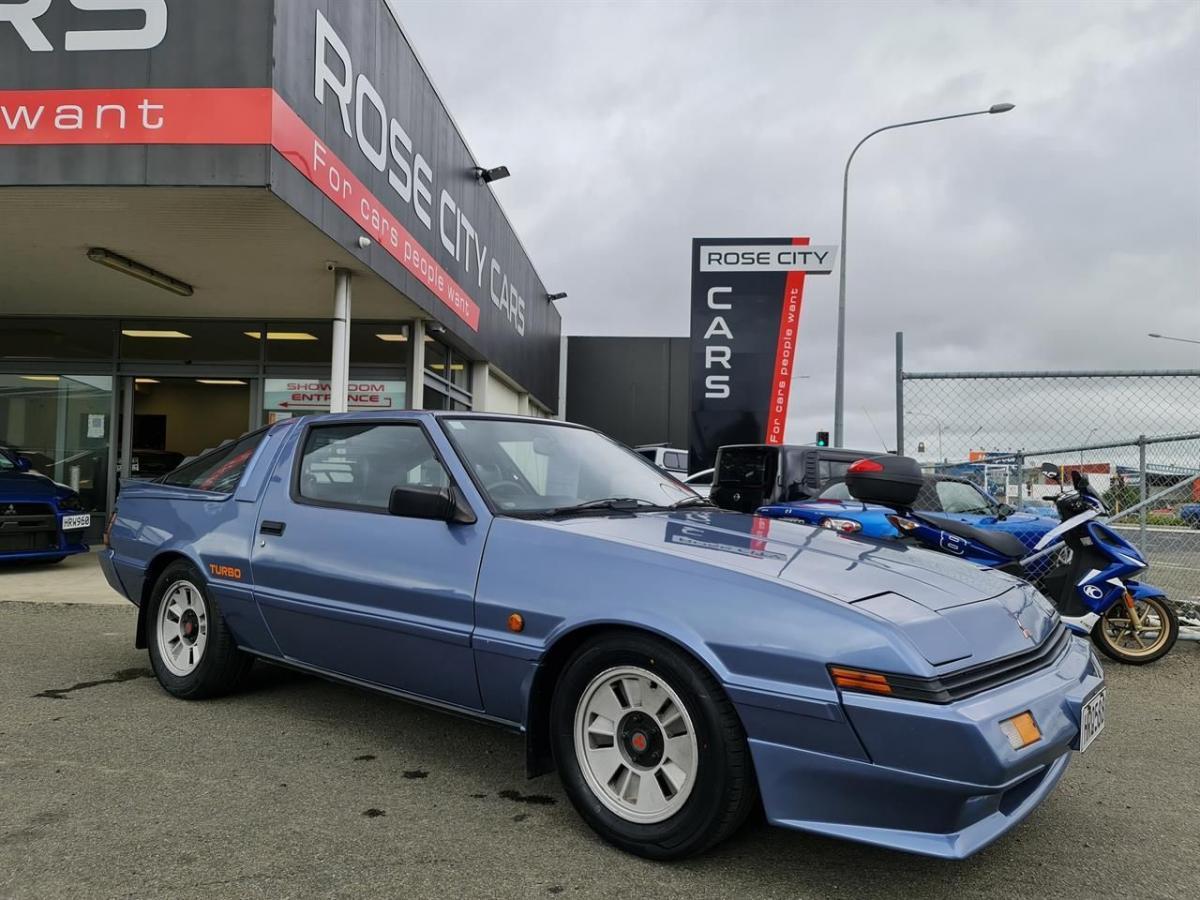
left=250, top=418, right=485, bottom=710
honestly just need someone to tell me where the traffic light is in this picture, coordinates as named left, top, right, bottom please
left=816, top=431, right=829, bottom=447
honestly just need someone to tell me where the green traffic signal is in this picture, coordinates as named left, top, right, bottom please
left=816, top=431, right=829, bottom=447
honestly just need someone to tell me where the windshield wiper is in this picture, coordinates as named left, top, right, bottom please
left=669, top=496, right=715, bottom=509
left=539, top=497, right=661, bottom=517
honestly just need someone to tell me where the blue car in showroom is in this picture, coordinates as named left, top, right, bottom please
left=0, top=445, right=92, bottom=564
left=100, top=413, right=1104, bottom=860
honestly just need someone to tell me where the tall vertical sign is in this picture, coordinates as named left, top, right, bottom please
left=689, top=237, right=837, bottom=472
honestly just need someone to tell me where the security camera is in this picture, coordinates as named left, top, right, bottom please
left=357, top=236, right=372, bottom=249
left=325, top=261, right=338, bottom=272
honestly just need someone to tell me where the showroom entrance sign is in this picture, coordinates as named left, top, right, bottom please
left=263, top=379, right=406, bottom=414
left=689, top=237, right=837, bottom=472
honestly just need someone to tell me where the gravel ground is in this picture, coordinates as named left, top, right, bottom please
left=1, top=601, right=1197, bottom=900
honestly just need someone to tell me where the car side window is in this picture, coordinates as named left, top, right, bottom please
left=161, top=430, right=265, bottom=494
left=665, top=451, right=686, bottom=470
left=298, top=423, right=448, bottom=511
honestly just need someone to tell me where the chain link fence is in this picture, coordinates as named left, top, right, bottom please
left=894, top=333, right=1200, bottom=627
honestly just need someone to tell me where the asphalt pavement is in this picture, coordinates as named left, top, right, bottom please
left=1, top=600, right=1198, bottom=900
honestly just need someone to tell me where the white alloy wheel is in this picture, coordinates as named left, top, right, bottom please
left=573, top=665, right=699, bottom=824
left=155, top=579, right=209, bottom=677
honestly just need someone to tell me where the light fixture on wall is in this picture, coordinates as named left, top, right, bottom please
left=547, top=292, right=567, bottom=303
left=87, top=248, right=194, bottom=297
left=471, top=165, right=510, bottom=183
left=243, top=331, right=318, bottom=341
left=375, top=333, right=408, bottom=342
left=196, top=379, right=247, bottom=386
left=121, top=330, right=191, bottom=339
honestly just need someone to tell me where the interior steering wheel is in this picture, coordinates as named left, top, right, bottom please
left=486, top=479, right=528, bottom=500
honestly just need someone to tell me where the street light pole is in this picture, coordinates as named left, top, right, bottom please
left=833, top=102, right=1015, bottom=447
left=1148, top=332, right=1200, bottom=346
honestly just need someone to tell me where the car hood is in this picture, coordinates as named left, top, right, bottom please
left=0, top=468, right=62, bottom=499
left=537, top=509, right=1014, bottom=608
left=530, top=509, right=1054, bottom=666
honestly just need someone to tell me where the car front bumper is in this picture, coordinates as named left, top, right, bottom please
left=743, top=633, right=1103, bottom=858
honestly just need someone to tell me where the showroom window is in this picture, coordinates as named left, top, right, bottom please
left=0, top=374, right=113, bottom=515
left=423, top=337, right=472, bottom=410
left=120, top=320, right=261, bottom=363
left=0, top=319, right=115, bottom=361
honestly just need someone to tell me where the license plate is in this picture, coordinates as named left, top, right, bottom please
left=1078, top=688, right=1106, bottom=752
left=62, top=514, right=91, bottom=530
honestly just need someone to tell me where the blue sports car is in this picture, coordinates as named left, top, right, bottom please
left=0, top=445, right=91, bottom=564
left=100, top=413, right=1104, bottom=860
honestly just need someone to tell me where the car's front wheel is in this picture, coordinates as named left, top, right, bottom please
left=145, top=560, right=252, bottom=699
left=550, top=633, right=756, bottom=859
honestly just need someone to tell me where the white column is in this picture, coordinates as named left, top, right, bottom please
left=408, top=319, right=426, bottom=408
left=330, top=268, right=352, bottom=413
left=471, top=361, right=491, bottom=412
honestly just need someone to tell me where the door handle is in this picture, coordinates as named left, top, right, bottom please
left=260, top=520, right=286, bottom=536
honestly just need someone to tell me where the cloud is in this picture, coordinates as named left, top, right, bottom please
left=394, top=0, right=1200, bottom=449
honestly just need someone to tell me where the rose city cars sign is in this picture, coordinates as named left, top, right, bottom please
left=0, top=0, right=560, bottom=410
left=689, top=238, right=837, bottom=471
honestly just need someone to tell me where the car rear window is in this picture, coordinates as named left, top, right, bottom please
left=160, top=430, right=266, bottom=494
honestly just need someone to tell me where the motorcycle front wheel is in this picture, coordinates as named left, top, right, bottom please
left=1092, top=595, right=1179, bottom=665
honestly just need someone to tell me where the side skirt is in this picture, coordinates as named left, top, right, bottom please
left=239, top=649, right=524, bottom=734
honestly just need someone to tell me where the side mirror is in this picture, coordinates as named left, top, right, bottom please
left=997, top=503, right=1015, bottom=518
left=15, top=456, right=32, bottom=472
left=1040, top=462, right=1060, bottom=482
left=388, top=485, right=475, bottom=524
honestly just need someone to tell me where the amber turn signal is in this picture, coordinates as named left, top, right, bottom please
left=507, top=612, right=525, bottom=633
left=999, top=711, right=1041, bottom=750
left=829, top=666, right=893, bottom=696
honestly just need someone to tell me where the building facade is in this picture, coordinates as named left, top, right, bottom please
left=0, top=0, right=561, bottom=533
left=565, top=337, right=689, bottom=452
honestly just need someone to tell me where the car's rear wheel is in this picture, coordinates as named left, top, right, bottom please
left=550, top=633, right=756, bottom=859
left=145, top=560, right=252, bottom=698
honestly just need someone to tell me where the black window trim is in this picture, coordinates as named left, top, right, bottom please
left=289, top=417, right=472, bottom=518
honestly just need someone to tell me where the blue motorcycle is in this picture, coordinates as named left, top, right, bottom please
left=844, top=458, right=1179, bottom=665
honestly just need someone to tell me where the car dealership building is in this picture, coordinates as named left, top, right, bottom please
left=0, top=0, right=561, bottom=533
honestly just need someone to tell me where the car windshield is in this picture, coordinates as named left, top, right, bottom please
left=443, top=418, right=696, bottom=514
left=818, top=481, right=852, bottom=501
left=932, top=480, right=996, bottom=514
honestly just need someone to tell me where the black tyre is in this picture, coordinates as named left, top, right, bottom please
left=145, top=560, right=252, bottom=698
left=1091, top=594, right=1179, bottom=665
left=550, top=632, right=756, bottom=860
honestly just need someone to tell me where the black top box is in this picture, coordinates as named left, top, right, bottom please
left=845, top=455, right=923, bottom=508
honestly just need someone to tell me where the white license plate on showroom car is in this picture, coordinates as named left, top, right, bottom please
left=1078, top=688, right=1106, bottom=752
left=62, top=514, right=91, bottom=530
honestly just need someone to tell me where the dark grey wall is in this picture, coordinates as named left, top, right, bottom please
left=566, top=337, right=689, bottom=454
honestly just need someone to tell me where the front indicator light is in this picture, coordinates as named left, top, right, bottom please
left=1000, top=711, right=1042, bottom=749
left=830, top=666, right=893, bottom=695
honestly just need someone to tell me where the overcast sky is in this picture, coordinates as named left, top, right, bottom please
left=394, top=0, right=1200, bottom=451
